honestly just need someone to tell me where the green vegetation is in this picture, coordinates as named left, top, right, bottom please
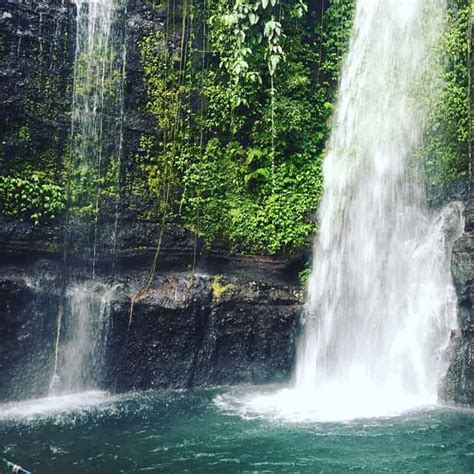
left=136, top=0, right=471, bottom=255
left=0, top=0, right=470, bottom=253
left=0, top=0, right=74, bottom=225
left=211, top=274, right=236, bottom=300
left=18, top=126, right=30, bottom=142
left=424, top=0, right=473, bottom=185
left=298, top=265, right=311, bottom=286
left=0, top=171, right=65, bottom=225
left=0, top=21, right=70, bottom=225
left=135, top=0, right=355, bottom=255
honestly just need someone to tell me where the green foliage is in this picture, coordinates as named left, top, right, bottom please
left=424, top=0, right=472, bottom=184
left=298, top=265, right=311, bottom=286
left=211, top=274, right=235, bottom=299
left=18, top=126, right=30, bottom=142
left=0, top=19, right=70, bottom=218
left=24, top=73, right=66, bottom=122
left=138, top=0, right=355, bottom=255
left=140, top=31, right=185, bottom=130
left=0, top=171, right=65, bottom=225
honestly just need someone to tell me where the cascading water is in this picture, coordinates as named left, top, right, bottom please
left=293, top=0, right=464, bottom=412
left=215, top=0, right=464, bottom=421
left=50, top=0, right=126, bottom=395
left=53, top=283, right=116, bottom=393
left=66, top=0, right=126, bottom=276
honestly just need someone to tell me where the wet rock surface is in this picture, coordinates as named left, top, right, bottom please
left=443, top=198, right=474, bottom=406
left=442, top=329, right=474, bottom=407
left=452, top=199, right=474, bottom=330
left=0, top=263, right=302, bottom=401
left=0, top=0, right=74, bottom=175
left=107, top=275, right=301, bottom=392
left=0, top=272, right=59, bottom=400
left=0, top=212, right=303, bottom=401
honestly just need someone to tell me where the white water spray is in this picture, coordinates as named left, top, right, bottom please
left=216, top=0, right=464, bottom=421
left=51, top=283, right=117, bottom=394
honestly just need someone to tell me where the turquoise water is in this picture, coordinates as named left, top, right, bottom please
left=1, top=387, right=473, bottom=473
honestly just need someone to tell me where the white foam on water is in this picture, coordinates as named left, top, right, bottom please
left=0, top=391, right=118, bottom=422
left=215, top=383, right=436, bottom=423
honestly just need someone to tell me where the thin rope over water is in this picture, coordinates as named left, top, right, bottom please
left=1, top=458, right=31, bottom=474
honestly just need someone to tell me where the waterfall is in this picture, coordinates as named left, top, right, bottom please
left=51, top=0, right=126, bottom=395
left=215, top=0, right=465, bottom=422
left=293, top=0, right=464, bottom=416
left=52, top=283, right=116, bottom=393
left=66, top=0, right=126, bottom=276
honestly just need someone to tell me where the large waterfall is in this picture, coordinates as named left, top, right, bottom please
left=293, top=0, right=464, bottom=413
left=216, top=0, right=464, bottom=421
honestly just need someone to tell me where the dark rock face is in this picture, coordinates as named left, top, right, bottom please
left=0, top=265, right=302, bottom=401
left=0, top=272, right=59, bottom=400
left=123, top=0, right=163, bottom=136
left=442, top=329, right=473, bottom=406
left=121, top=0, right=163, bottom=197
left=442, top=198, right=474, bottom=406
left=0, top=215, right=62, bottom=263
left=0, top=219, right=303, bottom=401
left=452, top=200, right=474, bottom=330
left=108, top=275, right=301, bottom=392
left=0, top=0, right=74, bottom=176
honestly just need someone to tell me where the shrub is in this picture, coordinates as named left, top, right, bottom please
left=0, top=171, right=65, bottom=225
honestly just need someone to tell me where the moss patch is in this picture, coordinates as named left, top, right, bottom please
left=211, top=275, right=235, bottom=300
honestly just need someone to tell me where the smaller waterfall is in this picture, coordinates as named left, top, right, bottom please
left=66, top=0, right=126, bottom=275
left=50, top=0, right=126, bottom=395
left=50, top=283, right=116, bottom=395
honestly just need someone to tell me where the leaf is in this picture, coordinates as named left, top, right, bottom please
left=245, top=168, right=270, bottom=187
left=261, top=0, right=269, bottom=9
left=246, top=148, right=264, bottom=166
left=249, top=13, right=259, bottom=25
left=264, top=20, right=274, bottom=37
left=269, top=55, right=280, bottom=75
